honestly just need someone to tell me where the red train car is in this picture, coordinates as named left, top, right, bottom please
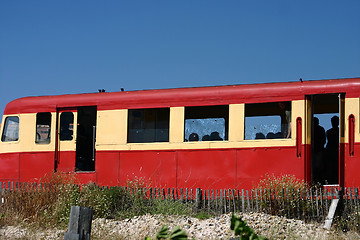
left=1, top=78, right=360, bottom=189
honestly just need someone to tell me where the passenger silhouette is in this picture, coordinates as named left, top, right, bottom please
left=326, top=116, right=339, bottom=150
left=189, top=133, right=199, bottom=141
left=202, top=134, right=211, bottom=141
left=325, top=115, right=339, bottom=184
left=314, top=117, right=326, bottom=153
left=210, top=132, right=223, bottom=141
left=266, top=132, right=276, bottom=139
left=274, top=132, right=283, bottom=139
left=313, top=117, right=326, bottom=184
left=255, top=132, right=265, bottom=139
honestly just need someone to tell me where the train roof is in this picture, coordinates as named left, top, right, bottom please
left=4, top=77, right=360, bottom=115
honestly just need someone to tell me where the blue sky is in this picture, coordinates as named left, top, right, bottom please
left=1, top=1, right=359, bottom=121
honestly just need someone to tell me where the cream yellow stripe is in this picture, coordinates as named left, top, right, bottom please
left=95, top=139, right=296, bottom=151
left=97, top=109, right=127, bottom=145
left=344, top=98, right=360, bottom=143
left=3, top=98, right=360, bottom=154
left=1, top=140, right=296, bottom=153
left=169, top=107, right=184, bottom=143
left=292, top=100, right=306, bottom=145
left=0, top=113, right=57, bottom=153
left=229, top=104, right=244, bottom=142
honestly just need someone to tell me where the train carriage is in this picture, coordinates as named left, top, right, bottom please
left=1, top=77, right=360, bottom=189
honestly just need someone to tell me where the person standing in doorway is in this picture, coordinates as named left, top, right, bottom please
left=325, top=116, right=339, bottom=184
left=313, top=117, right=326, bottom=184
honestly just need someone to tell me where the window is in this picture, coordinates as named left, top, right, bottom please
left=128, top=108, right=170, bottom=143
left=36, top=112, right=51, bottom=144
left=1, top=116, right=19, bottom=142
left=60, top=112, right=74, bottom=141
left=245, top=101, right=291, bottom=140
left=184, top=105, right=228, bottom=141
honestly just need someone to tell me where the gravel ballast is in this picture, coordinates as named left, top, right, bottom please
left=1, top=212, right=358, bottom=239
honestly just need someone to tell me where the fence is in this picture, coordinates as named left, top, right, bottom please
left=1, top=181, right=360, bottom=223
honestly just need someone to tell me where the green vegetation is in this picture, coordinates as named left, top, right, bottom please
left=145, top=226, right=189, bottom=240
left=255, top=174, right=360, bottom=234
left=1, top=173, right=360, bottom=239
left=144, top=215, right=267, bottom=240
left=230, top=214, right=267, bottom=240
left=255, top=174, right=312, bottom=217
left=0, top=173, right=203, bottom=229
left=255, top=174, right=308, bottom=192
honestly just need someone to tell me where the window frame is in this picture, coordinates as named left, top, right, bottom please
left=1, top=115, right=20, bottom=143
left=184, top=105, right=229, bottom=142
left=35, top=112, right=52, bottom=144
left=127, top=107, right=170, bottom=143
left=244, top=101, right=292, bottom=140
left=59, top=111, right=75, bottom=141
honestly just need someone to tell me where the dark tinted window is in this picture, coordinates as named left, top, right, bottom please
left=60, top=112, right=74, bottom=141
left=36, top=112, right=51, bottom=144
left=128, top=108, right=170, bottom=143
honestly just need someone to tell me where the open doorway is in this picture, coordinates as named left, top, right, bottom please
left=310, top=94, right=344, bottom=185
left=76, top=106, right=97, bottom=172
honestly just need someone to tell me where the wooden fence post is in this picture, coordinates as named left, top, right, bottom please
left=241, top=189, right=245, bottom=212
left=64, top=206, right=93, bottom=240
left=0, top=182, right=4, bottom=205
left=220, top=190, right=222, bottom=212
left=224, top=189, right=227, bottom=213
left=196, top=188, right=202, bottom=210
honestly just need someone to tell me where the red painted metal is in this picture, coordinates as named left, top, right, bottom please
left=344, top=144, right=360, bottom=187
left=95, top=151, right=120, bottom=186
left=19, top=152, right=54, bottom=182
left=57, top=151, right=76, bottom=172
left=2, top=78, right=360, bottom=189
left=0, top=143, right=357, bottom=189
left=339, top=143, right=345, bottom=187
left=0, top=146, right=304, bottom=188
left=0, top=152, right=19, bottom=180
left=177, top=150, right=236, bottom=190
left=4, top=78, right=360, bottom=115
left=304, top=144, right=312, bottom=184
left=74, top=172, right=97, bottom=185
left=118, top=151, right=177, bottom=188
left=236, top=147, right=303, bottom=189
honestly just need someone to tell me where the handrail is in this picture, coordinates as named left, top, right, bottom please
left=349, top=114, right=355, bottom=156
left=296, top=117, right=302, bottom=158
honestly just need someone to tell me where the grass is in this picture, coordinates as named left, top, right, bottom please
left=2, top=173, right=360, bottom=239
left=0, top=173, right=207, bottom=230
left=0, top=174, right=213, bottom=239
left=253, top=174, right=360, bottom=238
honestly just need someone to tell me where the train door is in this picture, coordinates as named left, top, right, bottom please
left=307, top=93, right=345, bottom=186
left=56, top=108, right=77, bottom=172
left=75, top=106, right=97, bottom=172
left=55, top=106, right=97, bottom=172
